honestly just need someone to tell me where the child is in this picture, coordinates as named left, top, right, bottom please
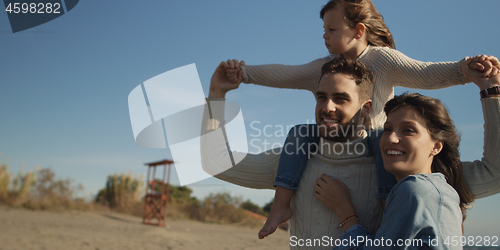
left=222, top=0, right=497, bottom=239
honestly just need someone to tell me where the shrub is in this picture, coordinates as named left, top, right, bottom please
left=199, top=192, right=248, bottom=224
left=263, top=198, right=274, bottom=214
left=241, top=199, right=267, bottom=216
left=95, top=173, right=144, bottom=215
left=0, top=161, right=89, bottom=211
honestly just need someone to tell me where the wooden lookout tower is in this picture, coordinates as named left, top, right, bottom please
left=142, top=159, right=174, bottom=226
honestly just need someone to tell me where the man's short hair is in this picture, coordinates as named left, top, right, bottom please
left=319, top=58, right=374, bottom=101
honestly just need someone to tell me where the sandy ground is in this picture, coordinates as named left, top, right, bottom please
left=0, top=206, right=290, bottom=250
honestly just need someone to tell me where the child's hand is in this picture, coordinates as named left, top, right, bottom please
left=224, top=59, right=246, bottom=84
left=468, top=55, right=500, bottom=78
left=209, top=61, right=243, bottom=98
left=462, top=56, right=500, bottom=90
left=313, top=174, right=356, bottom=219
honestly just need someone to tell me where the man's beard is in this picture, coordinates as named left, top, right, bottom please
left=318, top=109, right=363, bottom=141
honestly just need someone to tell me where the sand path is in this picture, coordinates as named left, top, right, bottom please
left=0, top=206, right=290, bottom=250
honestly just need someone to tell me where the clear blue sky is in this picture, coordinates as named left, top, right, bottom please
left=1, top=0, right=499, bottom=237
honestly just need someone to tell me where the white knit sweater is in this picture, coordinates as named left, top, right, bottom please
left=240, top=45, right=470, bottom=128
left=201, top=98, right=500, bottom=250
left=289, top=136, right=383, bottom=250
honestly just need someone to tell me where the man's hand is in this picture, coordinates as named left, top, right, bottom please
left=462, top=56, right=500, bottom=91
left=209, top=61, right=242, bottom=98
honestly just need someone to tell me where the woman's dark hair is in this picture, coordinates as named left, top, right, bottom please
left=384, top=93, right=474, bottom=212
left=320, top=0, right=395, bottom=49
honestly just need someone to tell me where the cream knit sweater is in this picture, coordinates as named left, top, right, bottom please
left=201, top=98, right=500, bottom=250
left=289, top=136, right=383, bottom=250
left=240, top=45, right=470, bottom=128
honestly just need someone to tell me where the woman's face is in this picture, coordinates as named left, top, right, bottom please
left=379, top=106, right=443, bottom=181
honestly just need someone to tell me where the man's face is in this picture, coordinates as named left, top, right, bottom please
left=315, top=73, right=369, bottom=141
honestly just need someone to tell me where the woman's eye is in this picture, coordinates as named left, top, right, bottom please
left=383, top=128, right=391, bottom=133
left=404, top=128, right=416, bottom=133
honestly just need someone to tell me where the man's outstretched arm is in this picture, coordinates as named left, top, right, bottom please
left=200, top=62, right=280, bottom=190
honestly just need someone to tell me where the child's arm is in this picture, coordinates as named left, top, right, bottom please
left=367, top=47, right=494, bottom=89
left=239, top=56, right=332, bottom=92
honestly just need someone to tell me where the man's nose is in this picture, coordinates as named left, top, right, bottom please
left=323, top=99, right=336, bottom=112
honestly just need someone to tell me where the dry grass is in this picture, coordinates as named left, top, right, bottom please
left=168, top=192, right=263, bottom=228
left=0, top=164, right=34, bottom=204
left=95, top=173, right=144, bottom=216
left=0, top=162, right=92, bottom=211
left=0, top=164, right=13, bottom=202
left=1, top=161, right=263, bottom=228
left=95, top=175, right=263, bottom=227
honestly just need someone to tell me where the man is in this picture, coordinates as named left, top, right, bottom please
left=201, top=57, right=500, bottom=250
left=204, top=58, right=382, bottom=249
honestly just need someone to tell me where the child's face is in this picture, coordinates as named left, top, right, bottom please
left=322, top=8, right=358, bottom=56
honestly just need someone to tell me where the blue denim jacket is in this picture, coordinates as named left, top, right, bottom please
left=274, top=124, right=397, bottom=198
left=334, top=173, right=463, bottom=250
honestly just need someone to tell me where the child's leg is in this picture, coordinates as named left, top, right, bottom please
left=274, top=124, right=319, bottom=189
left=259, top=124, right=319, bottom=239
left=258, top=186, right=293, bottom=239
left=367, top=128, right=397, bottom=199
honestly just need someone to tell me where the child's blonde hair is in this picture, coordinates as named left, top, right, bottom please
left=320, top=0, right=395, bottom=49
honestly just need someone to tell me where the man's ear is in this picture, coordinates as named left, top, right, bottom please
left=355, top=23, right=366, bottom=39
left=361, top=100, right=372, bottom=118
left=431, top=141, right=444, bottom=156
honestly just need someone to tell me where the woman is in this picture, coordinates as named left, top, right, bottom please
left=313, top=57, right=500, bottom=249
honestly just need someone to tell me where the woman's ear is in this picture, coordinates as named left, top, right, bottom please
left=355, top=23, right=366, bottom=39
left=431, top=141, right=444, bottom=156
